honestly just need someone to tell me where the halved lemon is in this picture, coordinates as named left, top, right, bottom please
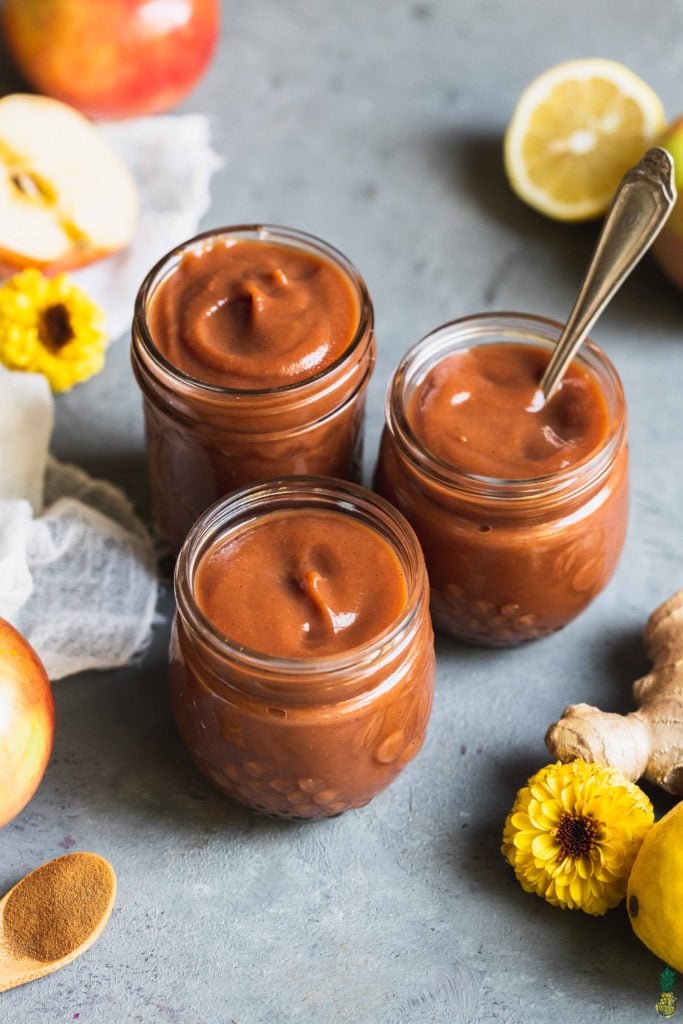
left=504, top=58, right=666, bottom=221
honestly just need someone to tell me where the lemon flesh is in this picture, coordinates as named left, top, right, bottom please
left=505, top=59, right=665, bottom=221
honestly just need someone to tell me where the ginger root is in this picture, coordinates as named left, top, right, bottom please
left=546, top=590, right=683, bottom=795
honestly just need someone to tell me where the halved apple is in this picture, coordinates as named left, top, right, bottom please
left=0, top=94, right=138, bottom=274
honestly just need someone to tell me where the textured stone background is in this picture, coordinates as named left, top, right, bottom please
left=2, top=1, right=683, bottom=1021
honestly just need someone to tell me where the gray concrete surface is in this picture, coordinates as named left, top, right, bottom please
left=2, top=1, right=683, bottom=1021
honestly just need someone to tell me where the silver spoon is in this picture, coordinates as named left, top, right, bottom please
left=540, top=147, right=677, bottom=401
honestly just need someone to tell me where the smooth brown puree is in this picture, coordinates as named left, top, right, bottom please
left=376, top=339, right=627, bottom=645
left=194, top=509, right=408, bottom=658
left=148, top=238, right=360, bottom=388
left=407, top=342, right=610, bottom=478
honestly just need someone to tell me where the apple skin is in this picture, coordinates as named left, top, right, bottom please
left=653, top=117, right=683, bottom=290
left=0, top=619, right=54, bottom=829
left=2, top=0, right=220, bottom=120
left=0, top=243, right=123, bottom=277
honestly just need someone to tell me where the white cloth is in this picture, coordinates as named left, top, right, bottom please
left=75, top=114, right=223, bottom=341
left=0, top=370, right=53, bottom=617
left=15, top=459, right=159, bottom=680
left=0, top=367, right=158, bottom=679
left=0, top=114, right=222, bottom=678
left=0, top=369, right=53, bottom=510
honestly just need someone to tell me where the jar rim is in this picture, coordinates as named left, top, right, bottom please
left=174, top=476, right=427, bottom=678
left=133, top=223, right=374, bottom=398
left=385, top=311, right=627, bottom=503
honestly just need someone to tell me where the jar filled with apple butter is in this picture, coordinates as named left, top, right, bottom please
left=132, top=225, right=375, bottom=553
left=170, top=478, right=435, bottom=819
left=375, top=313, right=628, bottom=646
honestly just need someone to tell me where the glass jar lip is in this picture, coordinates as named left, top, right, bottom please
left=133, top=223, right=374, bottom=398
left=174, top=476, right=426, bottom=676
left=386, top=311, right=627, bottom=500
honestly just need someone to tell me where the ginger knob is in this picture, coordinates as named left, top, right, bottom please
left=546, top=590, right=683, bottom=795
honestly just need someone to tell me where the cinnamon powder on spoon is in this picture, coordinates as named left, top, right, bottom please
left=3, top=853, right=114, bottom=962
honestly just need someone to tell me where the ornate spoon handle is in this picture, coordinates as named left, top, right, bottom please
left=540, top=147, right=677, bottom=400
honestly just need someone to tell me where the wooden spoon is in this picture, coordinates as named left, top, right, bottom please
left=0, top=852, right=116, bottom=993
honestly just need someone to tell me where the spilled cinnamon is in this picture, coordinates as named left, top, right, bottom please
left=3, top=853, right=115, bottom=962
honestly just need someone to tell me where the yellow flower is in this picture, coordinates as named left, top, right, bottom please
left=502, top=760, right=654, bottom=916
left=0, top=268, right=107, bottom=392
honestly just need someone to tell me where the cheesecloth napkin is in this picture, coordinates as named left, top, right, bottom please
left=0, top=114, right=222, bottom=679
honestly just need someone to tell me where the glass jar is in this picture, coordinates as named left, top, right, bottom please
left=375, top=313, right=628, bottom=646
left=170, top=478, right=435, bottom=819
left=132, top=225, right=376, bottom=554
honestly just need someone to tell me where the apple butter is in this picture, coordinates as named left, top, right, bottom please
left=148, top=237, right=360, bottom=389
left=407, top=343, right=610, bottom=479
left=132, top=226, right=375, bottom=554
left=170, top=478, right=435, bottom=819
left=194, top=512, right=408, bottom=659
left=375, top=313, right=628, bottom=646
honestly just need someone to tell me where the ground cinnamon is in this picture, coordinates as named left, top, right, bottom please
left=3, top=852, right=115, bottom=962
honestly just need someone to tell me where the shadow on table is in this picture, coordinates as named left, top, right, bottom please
left=37, top=590, right=295, bottom=843
left=434, top=619, right=677, bottom=1005
left=594, top=624, right=650, bottom=714
left=426, top=126, right=682, bottom=332
left=452, top=789, right=660, bottom=1009
left=429, top=126, right=597, bottom=256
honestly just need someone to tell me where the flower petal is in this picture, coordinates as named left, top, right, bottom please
left=501, top=759, right=654, bottom=915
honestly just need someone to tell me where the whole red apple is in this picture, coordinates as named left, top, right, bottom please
left=2, top=0, right=220, bottom=120
left=0, top=619, right=54, bottom=828
left=653, top=117, right=683, bottom=290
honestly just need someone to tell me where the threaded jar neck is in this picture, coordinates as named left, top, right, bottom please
left=385, top=312, right=627, bottom=515
left=132, top=223, right=374, bottom=407
left=174, top=477, right=429, bottom=704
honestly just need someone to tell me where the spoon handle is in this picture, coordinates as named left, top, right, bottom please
left=0, top=956, right=52, bottom=993
left=540, top=147, right=677, bottom=400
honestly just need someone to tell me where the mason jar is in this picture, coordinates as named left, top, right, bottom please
left=132, top=225, right=376, bottom=553
left=170, top=478, right=435, bottom=819
left=375, top=313, right=628, bottom=646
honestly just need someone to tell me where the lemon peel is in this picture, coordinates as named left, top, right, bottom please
left=627, top=803, right=683, bottom=971
left=0, top=267, right=106, bottom=392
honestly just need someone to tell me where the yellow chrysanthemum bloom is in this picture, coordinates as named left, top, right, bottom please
left=0, top=268, right=106, bottom=392
left=502, top=760, right=654, bottom=916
